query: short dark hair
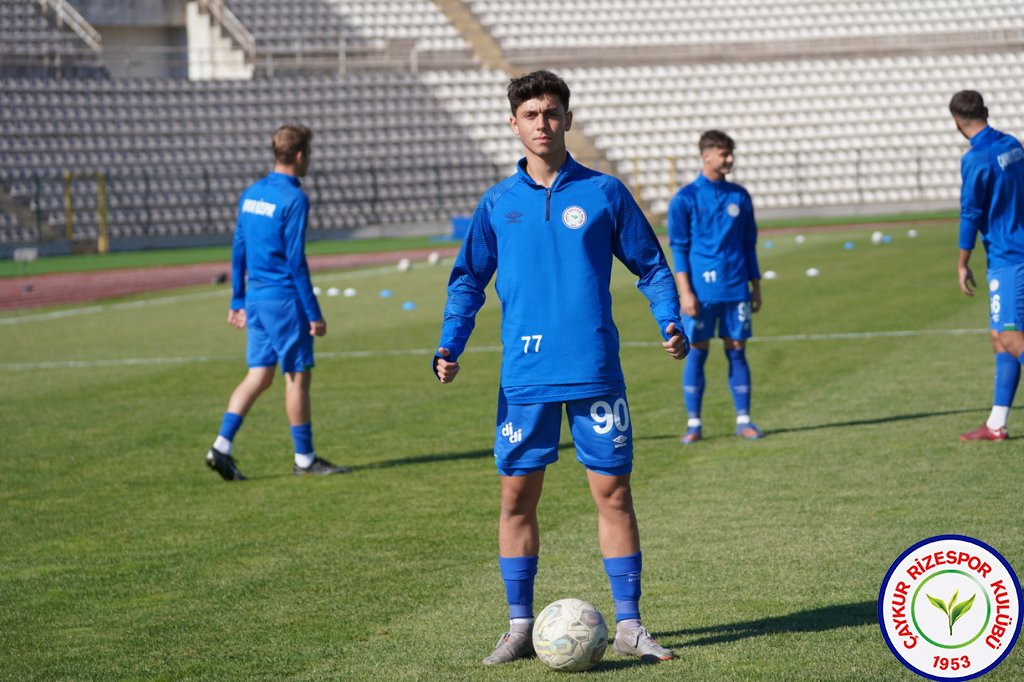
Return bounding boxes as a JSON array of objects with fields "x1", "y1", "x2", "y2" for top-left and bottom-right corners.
[
  {"x1": 507, "y1": 70, "x2": 570, "y2": 115},
  {"x1": 699, "y1": 130, "x2": 735, "y2": 153},
  {"x1": 272, "y1": 124, "x2": 312, "y2": 164},
  {"x1": 949, "y1": 90, "x2": 988, "y2": 122}
]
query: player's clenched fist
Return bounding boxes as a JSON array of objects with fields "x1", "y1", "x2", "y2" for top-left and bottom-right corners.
[{"x1": 434, "y1": 347, "x2": 460, "y2": 383}]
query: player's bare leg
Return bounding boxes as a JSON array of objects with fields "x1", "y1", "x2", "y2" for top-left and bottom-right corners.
[
  {"x1": 963, "y1": 331, "x2": 1021, "y2": 441},
  {"x1": 227, "y1": 366, "x2": 276, "y2": 416},
  {"x1": 484, "y1": 471, "x2": 546, "y2": 665},
  {"x1": 587, "y1": 471, "x2": 675, "y2": 662},
  {"x1": 206, "y1": 366, "x2": 275, "y2": 481},
  {"x1": 284, "y1": 370, "x2": 349, "y2": 475}
]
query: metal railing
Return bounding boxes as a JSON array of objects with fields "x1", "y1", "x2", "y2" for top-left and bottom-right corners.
[
  {"x1": 193, "y1": 0, "x2": 256, "y2": 62},
  {"x1": 35, "y1": 0, "x2": 102, "y2": 52}
]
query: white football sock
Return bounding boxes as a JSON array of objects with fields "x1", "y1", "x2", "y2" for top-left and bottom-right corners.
[
  {"x1": 213, "y1": 435, "x2": 232, "y2": 454},
  {"x1": 736, "y1": 414, "x2": 751, "y2": 425},
  {"x1": 294, "y1": 452, "x2": 315, "y2": 468},
  {"x1": 987, "y1": 406, "x2": 1010, "y2": 430},
  {"x1": 510, "y1": 618, "x2": 534, "y2": 632},
  {"x1": 687, "y1": 418, "x2": 702, "y2": 428}
]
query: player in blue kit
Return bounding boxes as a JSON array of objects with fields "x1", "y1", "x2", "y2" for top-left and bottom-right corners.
[
  {"x1": 667, "y1": 130, "x2": 763, "y2": 444},
  {"x1": 950, "y1": 91, "x2": 1024, "y2": 441},
  {"x1": 205, "y1": 124, "x2": 349, "y2": 480},
  {"x1": 433, "y1": 71, "x2": 689, "y2": 665}
]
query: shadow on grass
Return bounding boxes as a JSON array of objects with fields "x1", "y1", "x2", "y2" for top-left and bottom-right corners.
[
  {"x1": 661, "y1": 600, "x2": 877, "y2": 648},
  {"x1": 636, "y1": 407, "x2": 984, "y2": 443},
  {"x1": 559, "y1": 601, "x2": 878, "y2": 673},
  {"x1": 353, "y1": 448, "x2": 494, "y2": 471}
]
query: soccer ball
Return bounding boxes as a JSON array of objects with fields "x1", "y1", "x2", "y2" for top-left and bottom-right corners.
[{"x1": 532, "y1": 598, "x2": 608, "y2": 672}]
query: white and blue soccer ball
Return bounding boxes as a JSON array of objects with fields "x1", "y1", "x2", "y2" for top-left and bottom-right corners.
[{"x1": 532, "y1": 598, "x2": 608, "y2": 672}]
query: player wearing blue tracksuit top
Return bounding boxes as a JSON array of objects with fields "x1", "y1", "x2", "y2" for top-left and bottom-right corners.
[
  {"x1": 205, "y1": 125, "x2": 348, "y2": 481},
  {"x1": 434, "y1": 71, "x2": 688, "y2": 667},
  {"x1": 439, "y1": 154, "x2": 682, "y2": 406},
  {"x1": 231, "y1": 171, "x2": 322, "y2": 350},
  {"x1": 950, "y1": 91, "x2": 1024, "y2": 441},
  {"x1": 668, "y1": 130, "x2": 763, "y2": 444}
]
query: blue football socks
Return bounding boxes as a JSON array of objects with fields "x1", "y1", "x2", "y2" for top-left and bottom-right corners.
[
  {"x1": 993, "y1": 352, "x2": 1020, "y2": 408},
  {"x1": 683, "y1": 346, "x2": 708, "y2": 423},
  {"x1": 219, "y1": 412, "x2": 244, "y2": 441},
  {"x1": 214, "y1": 412, "x2": 244, "y2": 453},
  {"x1": 499, "y1": 555, "x2": 538, "y2": 620},
  {"x1": 604, "y1": 552, "x2": 642, "y2": 622},
  {"x1": 726, "y1": 347, "x2": 752, "y2": 418},
  {"x1": 291, "y1": 423, "x2": 314, "y2": 456}
]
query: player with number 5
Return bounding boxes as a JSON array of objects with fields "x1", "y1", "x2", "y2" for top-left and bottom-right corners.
[
  {"x1": 668, "y1": 130, "x2": 764, "y2": 444},
  {"x1": 433, "y1": 70, "x2": 689, "y2": 666}
]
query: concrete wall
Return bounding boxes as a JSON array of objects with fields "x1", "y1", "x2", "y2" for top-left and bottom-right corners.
[
  {"x1": 74, "y1": 0, "x2": 189, "y2": 27},
  {"x1": 74, "y1": 0, "x2": 190, "y2": 78}
]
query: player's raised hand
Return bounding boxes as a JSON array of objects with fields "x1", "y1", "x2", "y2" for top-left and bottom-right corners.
[
  {"x1": 959, "y1": 265, "x2": 977, "y2": 296},
  {"x1": 434, "y1": 347, "x2": 460, "y2": 383},
  {"x1": 310, "y1": 319, "x2": 327, "y2": 336},
  {"x1": 662, "y1": 323, "x2": 690, "y2": 360},
  {"x1": 227, "y1": 308, "x2": 246, "y2": 330}
]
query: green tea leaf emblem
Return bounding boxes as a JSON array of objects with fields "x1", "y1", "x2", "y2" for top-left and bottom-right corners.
[{"x1": 927, "y1": 590, "x2": 976, "y2": 636}]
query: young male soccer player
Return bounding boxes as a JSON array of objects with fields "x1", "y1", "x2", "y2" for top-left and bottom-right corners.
[
  {"x1": 205, "y1": 124, "x2": 349, "y2": 480},
  {"x1": 950, "y1": 90, "x2": 1024, "y2": 441},
  {"x1": 433, "y1": 70, "x2": 689, "y2": 665},
  {"x1": 667, "y1": 130, "x2": 763, "y2": 444}
]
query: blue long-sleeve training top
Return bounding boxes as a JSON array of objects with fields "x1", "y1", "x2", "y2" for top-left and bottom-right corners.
[
  {"x1": 231, "y1": 172, "x2": 322, "y2": 322},
  {"x1": 667, "y1": 173, "x2": 760, "y2": 302},
  {"x1": 438, "y1": 154, "x2": 682, "y2": 404},
  {"x1": 958, "y1": 126, "x2": 1024, "y2": 270}
]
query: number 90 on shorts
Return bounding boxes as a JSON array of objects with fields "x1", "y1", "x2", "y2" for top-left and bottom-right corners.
[{"x1": 493, "y1": 391, "x2": 634, "y2": 476}]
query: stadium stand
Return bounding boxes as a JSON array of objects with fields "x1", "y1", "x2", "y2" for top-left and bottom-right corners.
[
  {"x1": 2, "y1": 0, "x2": 1024, "y2": 251},
  {"x1": 467, "y1": 0, "x2": 1024, "y2": 63},
  {"x1": 562, "y1": 52, "x2": 1024, "y2": 213},
  {"x1": 221, "y1": 0, "x2": 474, "y2": 70},
  {"x1": 0, "y1": 72, "x2": 504, "y2": 243},
  {"x1": 0, "y1": 0, "x2": 104, "y2": 77}
]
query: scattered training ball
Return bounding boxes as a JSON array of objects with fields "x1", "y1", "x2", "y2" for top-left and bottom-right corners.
[
  {"x1": 401, "y1": 301, "x2": 417, "y2": 311},
  {"x1": 871, "y1": 230, "x2": 884, "y2": 245},
  {"x1": 327, "y1": 287, "x2": 340, "y2": 297},
  {"x1": 907, "y1": 229, "x2": 918, "y2": 238},
  {"x1": 794, "y1": 235, "x2": 806, "y2": 244},
  {"x1": 843, "y1": 241, "x2": 855, "y2": 250},
  {"x1": 805, "y1": 267, "x2": 820, "y2": 277},
  {"x1": 313, "y1": 286, "x2": 322, "y2": 296},
  {"x1": 379, "y1": 289, "x2": 393, "y2": 298},
  {"x1": 397, "y1": 258, "x2": 411, "y2": 272},
  {"x1": 763, "y1": 270, "x2": 778, "y2": 280},
  {"x1": 427, "y1": 251, "x2": 441, "y2": 266},
  {"x1": 343, "y1": 287, "x2": 357, "y2": 297}
]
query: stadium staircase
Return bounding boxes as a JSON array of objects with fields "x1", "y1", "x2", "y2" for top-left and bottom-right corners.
[
  {"x1": 432, "y1": 0, "x2": 509, "y2": 72},
  {"x1": 431, "y1": 0, "x2": 636, "y2": 212},
  {"x1": 188, "y1": 0, "x2": 255, "y2": 80}
]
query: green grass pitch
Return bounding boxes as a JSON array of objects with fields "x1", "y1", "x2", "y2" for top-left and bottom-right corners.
[{"x1": 1, "y1": 221, "x2": 1021, "y2": 680}]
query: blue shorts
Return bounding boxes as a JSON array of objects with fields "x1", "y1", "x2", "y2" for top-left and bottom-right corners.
[
  {"x1": 988, "y1": 264, "x2": 1024, "y2": 333},
  {"x1": 683, "y1": 300, "x2": 753, "y2": 343},
  {"x1": 493, "y1": 389, "x2": 634, "y2": 477},
  {"x1": 245, "y1": 298, "x2": 315, "y2": 373}
]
